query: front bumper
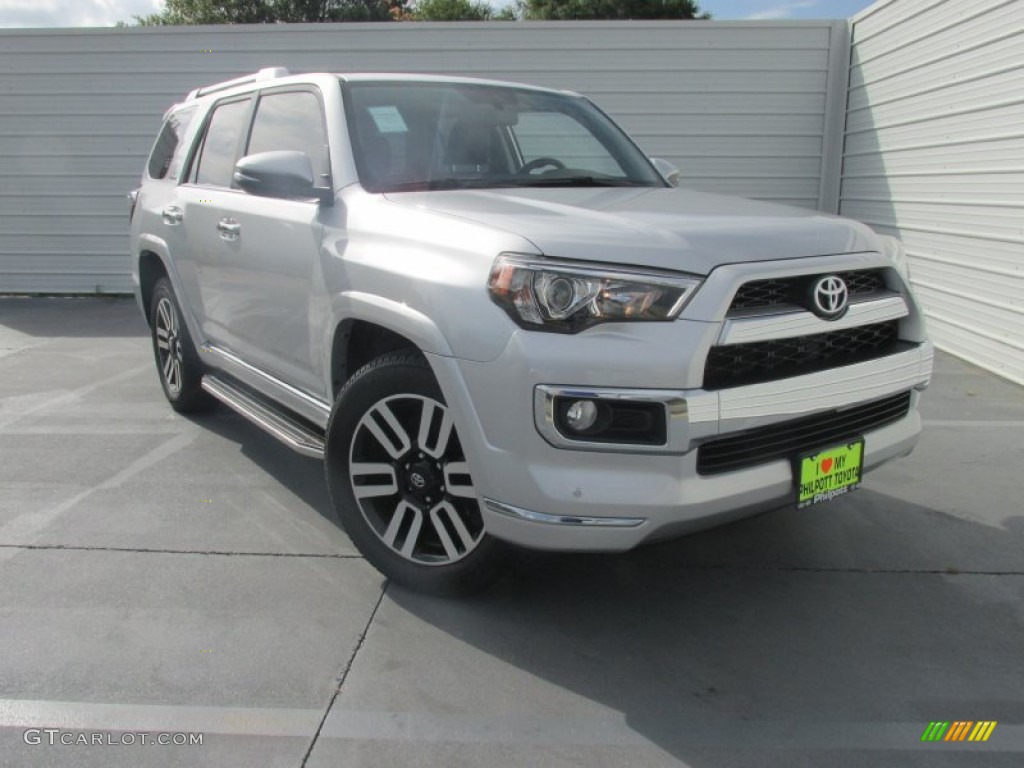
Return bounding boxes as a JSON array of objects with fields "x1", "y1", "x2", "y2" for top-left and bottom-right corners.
[{"x1": 426, "y1": 334, "x2": 933, "y2": 553}]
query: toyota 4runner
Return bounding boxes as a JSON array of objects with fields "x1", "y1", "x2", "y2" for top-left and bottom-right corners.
[{"x1": 130, "y1": 68, "x2": 933, "y2": 594}]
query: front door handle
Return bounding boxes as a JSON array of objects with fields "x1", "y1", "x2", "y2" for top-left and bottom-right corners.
[
  {"x1": 217, "y1": 218, "x2": 241, "y2": 240},
  {"x1": 162, "y1": 205, "x2": 183, "y2": 225}
]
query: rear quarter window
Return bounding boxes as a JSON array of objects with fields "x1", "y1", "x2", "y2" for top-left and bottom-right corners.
[{"x1": 147, "y1": 107, "x2": 197, "y2": 180}]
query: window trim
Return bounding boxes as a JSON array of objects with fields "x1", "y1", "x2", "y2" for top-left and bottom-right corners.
[
  {"x1": 182, "y1": 94, "x2": 256, "y2": 190},
  {"x1": 244, "y1": 85, "x2": 333, "y2": 189}
]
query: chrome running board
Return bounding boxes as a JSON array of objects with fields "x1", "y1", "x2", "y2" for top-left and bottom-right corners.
[{"x1": 201, "y1": 375, "x2": 325, "y2": 459}]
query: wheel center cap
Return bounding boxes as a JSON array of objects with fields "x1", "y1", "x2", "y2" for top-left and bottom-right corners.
[{"x1": 403, "y1": 460, "x2": 441, "y2": 501}]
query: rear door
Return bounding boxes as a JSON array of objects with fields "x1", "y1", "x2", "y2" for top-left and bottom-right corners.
[{"x1": 174, "y1": 95, "x2": 255, "y2": 354}]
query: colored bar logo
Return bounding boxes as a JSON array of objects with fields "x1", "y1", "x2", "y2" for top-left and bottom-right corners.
[{"x1": 921, "y1": 721, "x2": 997, "y2": 742}]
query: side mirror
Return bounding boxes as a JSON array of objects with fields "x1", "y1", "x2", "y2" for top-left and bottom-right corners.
[
  {"x1": 233, "y1": 151, "x2": 333, "y2": 206},
  {"x1": 650, "y1": 157, "x2": 681, "y2": 187}
]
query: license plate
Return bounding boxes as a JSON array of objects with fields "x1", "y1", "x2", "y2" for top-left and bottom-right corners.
[{"x1": 796, "y1": 439, "x2": 864, "y2": 508}]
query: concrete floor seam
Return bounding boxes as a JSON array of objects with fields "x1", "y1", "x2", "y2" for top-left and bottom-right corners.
[
  {"x1": 299, "y1": 581, "x2": 389, "y2": 768},
  {"x1": 0, "y1": 543, "x2": 366, "y2": 559},
  {"x1": 1, "y1": 545, "x2": 1021, "y2": 576}
]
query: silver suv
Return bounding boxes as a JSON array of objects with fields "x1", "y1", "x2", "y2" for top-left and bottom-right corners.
[{"x1": 130, "y1": 68, "x2": 933, "y2": 594}]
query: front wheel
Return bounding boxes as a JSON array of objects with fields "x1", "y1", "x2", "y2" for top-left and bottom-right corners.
[{"x1": 325, "y1": 352, "x2": 507, "y2": 595}]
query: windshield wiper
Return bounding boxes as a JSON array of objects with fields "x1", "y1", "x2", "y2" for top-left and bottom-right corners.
[
  {"x1": 504, "y1": 176, "x2": 650, "y2": 188},
  {"x1": 380, "y1": 177, "x2": 498, "y2": 192},
  {"x1": 380, "y1": 176, "x2": 652, "y2": 192}
]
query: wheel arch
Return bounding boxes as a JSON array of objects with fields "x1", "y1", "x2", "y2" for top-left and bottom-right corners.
[
  {"x1": 137, "y1": 250, "x2": 169, "y2": 326},
  {"x1": 330, "y1": 319, "x2": 422, "y2": 400},
  {"x1": 325, "y1": 294, "x2": 455, "y2": 400}
]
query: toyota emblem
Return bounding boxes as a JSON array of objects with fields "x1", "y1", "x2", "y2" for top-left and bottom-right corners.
[{"x1": 810, "y1": 275, "x2": 849, "y2": 319}]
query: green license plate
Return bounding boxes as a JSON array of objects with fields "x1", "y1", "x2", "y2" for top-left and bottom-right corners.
[{"x1": 796, "y1": 439, "x2": 864, "y2": 508}]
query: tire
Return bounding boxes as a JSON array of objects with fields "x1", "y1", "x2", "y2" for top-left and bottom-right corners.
[
  {"x1": 149, "y1": 277, "x2": 210, "y2": 413},
  {"x1": 325, "y1": 351, "x2": 508, "y2": 596}
]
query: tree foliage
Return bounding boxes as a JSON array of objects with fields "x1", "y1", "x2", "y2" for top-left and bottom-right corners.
[
  {"x1": 135, "y1": 0, "x2": 411, "y2": 25},
  {"x1": 132, "y1": 0, "x2": 708, "y2": 24},
  {"x1": 517, "y1": 0, "x2": 709, "y2": 20},
  {"x1": 412, "y1": 0, "x2": 495, "y2": 20}
]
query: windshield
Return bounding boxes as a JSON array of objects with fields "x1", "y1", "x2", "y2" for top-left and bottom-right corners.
[{"x1": 341, "y1": 80, "x2": 665, "y2": 192}]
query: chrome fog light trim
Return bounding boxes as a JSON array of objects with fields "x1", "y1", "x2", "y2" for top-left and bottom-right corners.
[{"x1": 535, "y1": 384, "x2": 693, "y2": 454}]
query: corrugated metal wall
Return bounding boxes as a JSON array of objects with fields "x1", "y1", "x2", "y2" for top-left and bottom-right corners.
[
  {"x1": 840, "y1": 0, "x2": 1024, "y2": 385},
  {"x1": 0, "y1": 20, "x2": 847, "y2": 294}
]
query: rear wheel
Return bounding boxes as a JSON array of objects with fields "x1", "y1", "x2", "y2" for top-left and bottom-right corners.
[
  {"x1": 149, "y1": 277, "x2": 210, "y2": 413},
  {"x1": 325, "y1": 352, "x2": 507, "y2": 595}
]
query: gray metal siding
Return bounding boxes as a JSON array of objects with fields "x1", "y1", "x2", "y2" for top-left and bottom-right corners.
[
  {"x1": 0, "y1": 20, "x2": 845, "y2": 294},
  {"x1": 840, "y1": 0, "x2": 1024, "y2": 385}
]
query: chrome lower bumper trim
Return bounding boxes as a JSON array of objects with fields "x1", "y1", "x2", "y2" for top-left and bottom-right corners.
[{"x1": 483, "y1": 498, "x2": 646, "y2": 528}]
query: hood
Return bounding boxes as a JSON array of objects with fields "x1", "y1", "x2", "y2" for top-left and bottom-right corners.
[{"x1": 384, "y1": 186, "x2": 880, "y2": 275}]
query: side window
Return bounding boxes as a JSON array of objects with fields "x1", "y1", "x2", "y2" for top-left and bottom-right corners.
[
  {"x1": 147, "y1": 107, "x2": 196, "y2": 180},
  {"x1": 247, "y1": 91, "x2": 330, "y2": 184},
  {"x1": 512, "y1": 112, "x2": 624, "y2": 176},
  {"x1": 192, "y1": 98, "x2": 252, "y2": 188}
]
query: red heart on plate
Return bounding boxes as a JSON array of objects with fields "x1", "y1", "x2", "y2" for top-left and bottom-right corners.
[{"x1": 821, "y1": 458, "x2": 833, "y2": 473}]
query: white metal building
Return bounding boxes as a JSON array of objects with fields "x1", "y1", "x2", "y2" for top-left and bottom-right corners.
[
  {"x1": 839, "y1": 0, "x2": 1024, "y2": 384},
  {"x1": 0, "y1": 2, "x2": 1021, "y2": 384}
]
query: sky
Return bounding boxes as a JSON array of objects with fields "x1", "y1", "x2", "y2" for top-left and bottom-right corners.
[{"x1": 0, "y1": 0, "x2": 878, "y2": 28}]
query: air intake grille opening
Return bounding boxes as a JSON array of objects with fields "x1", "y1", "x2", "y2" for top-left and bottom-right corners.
[
  {"x1": 729, "y1": 270, "x2": 885, "y2": 313},
  {"x1": 697, "y1": 391, "x2": 912, "y2": 476},
  {"x1": 703, "y1": 320, "x2": 904, "y2": 390}
]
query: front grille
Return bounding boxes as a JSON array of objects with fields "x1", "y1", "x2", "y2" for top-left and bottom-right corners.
[
  {"x1": 697, "y1": 391, "x2": 912, "y2": 476},
  {"x1": 729, "y1": 270, "x2": 885, "y2": 312},
  {"x1": 703, "y1": 320, "x2": 903, "y2": 390}
]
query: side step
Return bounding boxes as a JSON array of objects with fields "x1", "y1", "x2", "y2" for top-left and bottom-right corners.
[{"x1": 201, "y1": 375, "x2": 326, "y2": 459}]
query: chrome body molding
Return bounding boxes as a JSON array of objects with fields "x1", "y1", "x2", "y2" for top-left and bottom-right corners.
[
  {"x1": 718, "y1": 294, "x2": 908, "y2": 345},
  {"x1": 201, "y1": 345, "x2": 331, "y2": 429},
  {"x1": 483, "y1": 498, "x2": 646, "y2": 528},
  {"x1": 533, "y1": 343, "x2": 933, "y2": 454}
]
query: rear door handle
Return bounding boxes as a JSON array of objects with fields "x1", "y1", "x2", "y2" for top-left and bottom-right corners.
[
  {"x1": 162, "y1": 205, "x2": 183, "y2": 225},
  {"x1": 217, "y1": 218, "x2": 241, "y2": 240}
]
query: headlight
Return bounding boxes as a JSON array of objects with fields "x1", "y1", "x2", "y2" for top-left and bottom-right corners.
[
  {"x1": 487, "y1": 254, "x2": 701, "y2": 333},
  {"x1": 877, "y1": 235, "x2": 910, "y2": 280}
]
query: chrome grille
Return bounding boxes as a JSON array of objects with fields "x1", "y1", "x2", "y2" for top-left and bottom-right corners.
[{"x1": 697, "y1": 391, "x2": 912, "y2": 476}]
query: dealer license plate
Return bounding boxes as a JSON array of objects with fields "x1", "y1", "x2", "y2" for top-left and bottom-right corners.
[{"x1": 796, "y1": 439, "x2": 864, "y2": 508}]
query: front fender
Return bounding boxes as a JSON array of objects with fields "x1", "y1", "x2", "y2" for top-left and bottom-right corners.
[{"x1": 321, "y1": 291, "x2": 457, "y2": 396}]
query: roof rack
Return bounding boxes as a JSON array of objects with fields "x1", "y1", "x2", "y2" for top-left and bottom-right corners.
[{"x1": 186, "y1": 67, "x2": 291, "y2": 101}]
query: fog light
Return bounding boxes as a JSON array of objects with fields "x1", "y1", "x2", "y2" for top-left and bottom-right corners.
[{"x1": 564, "y1": 400, "x2": 598, "y2": 432}]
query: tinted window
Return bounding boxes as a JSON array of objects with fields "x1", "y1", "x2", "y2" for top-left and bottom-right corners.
[
  {"x1": 247, "y1": 91, "x2": 330, "y2": 184},
  {"x1": 147, "y1": 107, "x2": 196, "y2": 180},
  {"x1": 193, "y1": 98, "x2": 251, "y2": 188}
]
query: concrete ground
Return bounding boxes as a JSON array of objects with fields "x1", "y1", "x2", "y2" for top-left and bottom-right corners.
[{"x1": 0, "y1": 296, "x2": 1022, "y2": 768}]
